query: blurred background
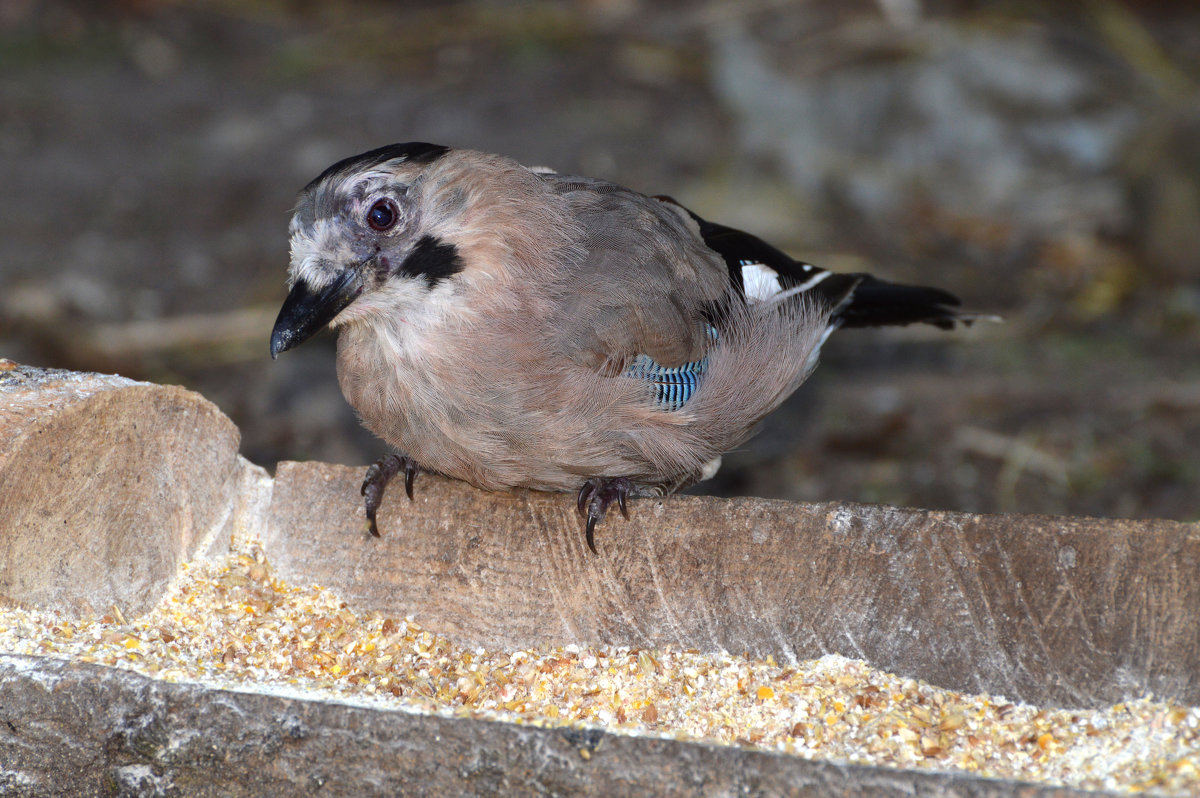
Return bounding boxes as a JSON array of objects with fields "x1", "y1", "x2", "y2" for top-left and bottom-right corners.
[{"x1": 2, "y1": 0, "x2": 1197, "y2": 521}]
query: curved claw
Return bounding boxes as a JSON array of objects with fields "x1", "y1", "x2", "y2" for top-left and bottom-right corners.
[
  {"x1": 575, "y1": 477, "x2": 633, "y2": 555},
  {"x1": 577, "y1": 480, "x2": 596, "y2": 517},
  {"x1": 585, "y1": 515, "x2": 599, "y2": 555},
  {"x1": 404, "y1": 461, "x2": 417, "y2": 500},
  {"x1": 361, "y1": 454, "x2": 419, "y2": 537}
]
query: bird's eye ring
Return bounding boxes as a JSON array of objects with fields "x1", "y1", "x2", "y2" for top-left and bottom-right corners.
[{"x1": 366, "y1": 198, "x2": 399, "y2": 232}]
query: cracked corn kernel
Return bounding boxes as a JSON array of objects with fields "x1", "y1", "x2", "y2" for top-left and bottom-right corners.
[{"x1": 0, "y1": 535, "x2": 1197, "y2": 796}]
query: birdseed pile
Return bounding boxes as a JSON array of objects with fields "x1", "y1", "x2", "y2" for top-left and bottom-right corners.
[{"x1": 1, "y1": 536, "x2": 1196, "y2": 794}]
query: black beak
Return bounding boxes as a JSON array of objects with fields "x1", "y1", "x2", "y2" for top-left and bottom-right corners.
[{"x1": 270, "y1": 270, "x2": 362, "y2": 359}]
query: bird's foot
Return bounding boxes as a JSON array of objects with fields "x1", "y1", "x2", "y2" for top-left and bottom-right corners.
[
  {"x1": 575, "y1": 477, "x2": 632, "y2": 554},
  {"x1": 361, "y1": 454, "x2": 419, "y2": 537}
]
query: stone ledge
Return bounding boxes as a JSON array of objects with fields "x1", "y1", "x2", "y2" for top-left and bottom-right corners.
[
  {"x1": 0, "y1": 364, "x2": 263, "y2": 617},
  {"x1": 265, "y1": 461, "x2": 1200, "y2": 709},
  {"x1": 0, "y1": 654, "x2": 1109, "y2": 798},
  {"x1": 1, "y1": 364, "x2": 1196, "y2": 795}
]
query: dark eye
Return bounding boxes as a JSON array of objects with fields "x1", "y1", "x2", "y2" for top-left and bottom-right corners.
[{"x1": 366, "y1": 198, "x2": 398, "y2": 232}]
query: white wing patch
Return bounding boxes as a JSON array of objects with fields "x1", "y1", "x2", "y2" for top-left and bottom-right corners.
[
  {"x1": 741, "y1": 260, "x2": 831, "y2": 304},
  {"x1": 741, "y1": 262, "x2": 783, "y2": 302}
]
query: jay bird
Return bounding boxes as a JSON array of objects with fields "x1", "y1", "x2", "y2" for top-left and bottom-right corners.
[{"x1": 270, "y1": 142, "x2": 982, "y2": 553}]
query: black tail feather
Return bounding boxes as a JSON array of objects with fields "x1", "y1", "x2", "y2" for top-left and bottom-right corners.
[
  {"x1": 835, "y1": 276, "x2": 966, "y2": 330},
  {"x1": 656, "y1": 196, "x2": 986, "y2": 331}
]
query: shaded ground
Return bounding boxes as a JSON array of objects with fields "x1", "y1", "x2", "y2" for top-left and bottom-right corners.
[{"x1": 1, "y1": 0, "x2": 1197, "y2": 521}]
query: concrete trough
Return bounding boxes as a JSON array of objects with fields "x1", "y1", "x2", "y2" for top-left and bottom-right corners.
[{"x1": 1, "y1": 364, "x2": 1196, "y2": 795}]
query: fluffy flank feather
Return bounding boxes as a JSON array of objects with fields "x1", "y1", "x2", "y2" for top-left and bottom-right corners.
[{"x1": 622, "y1": 290, "x2": 829, "y2": 487}]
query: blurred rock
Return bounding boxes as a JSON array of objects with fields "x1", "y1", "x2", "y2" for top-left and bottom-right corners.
[
  {"x1": 1127, "y1": 109, "x2": 1200, "y2": 284},
  {"x1": 710, "y1": 18, "x2": 1138, "y2": 249}
]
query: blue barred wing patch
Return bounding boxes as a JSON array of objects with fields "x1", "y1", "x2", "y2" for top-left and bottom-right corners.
[
  {"x1": 626, "y1": 327, "x2": 717, "y2": 411},
  {"x1": 626, "y1": 355, "x2": 708, "y2": 410}
]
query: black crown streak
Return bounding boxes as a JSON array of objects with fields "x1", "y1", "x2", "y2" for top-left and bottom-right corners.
[
  {"x1": 304, "y1": 142, "x2": 450, "y2": 194},
  {"x1": 398, "y1": 234, "x2": 464, "y2": 289}
]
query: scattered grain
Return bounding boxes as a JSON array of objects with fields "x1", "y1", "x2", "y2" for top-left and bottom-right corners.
[{"x1": 0, "y1": 535, "x2": 1195, "y2": 795}]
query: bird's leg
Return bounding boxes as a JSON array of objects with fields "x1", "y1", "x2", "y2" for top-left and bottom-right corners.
[
  {"x1": 575, "y1": 477, "x2": 632, "y2": 554},
  {"x1": 360, "y1": 454, "x2": 419, "y2": 537}
]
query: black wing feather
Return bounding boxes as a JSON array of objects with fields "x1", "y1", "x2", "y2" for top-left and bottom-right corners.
[{"x1": 659, "y1": 196, "x2": 970, "y2": 330}]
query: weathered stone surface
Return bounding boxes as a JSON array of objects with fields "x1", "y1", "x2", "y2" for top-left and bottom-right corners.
[
  {"x1": 0, "y1": 365, "x2": 261, "y2": 617},
  {"x1": 2, "y1": 368, "x2": 1197, "y2": 795},
  {"x1": 0, "y1": 654, "x2": 1110, "y2": 798},
  {"x1": 265, "y1": 461, "x2": 1200, "y2": 709}
]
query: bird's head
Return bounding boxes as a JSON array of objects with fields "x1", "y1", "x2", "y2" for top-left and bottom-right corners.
[{"x1": 269, "y1": 141, "x2": 464, "y2": 359}]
